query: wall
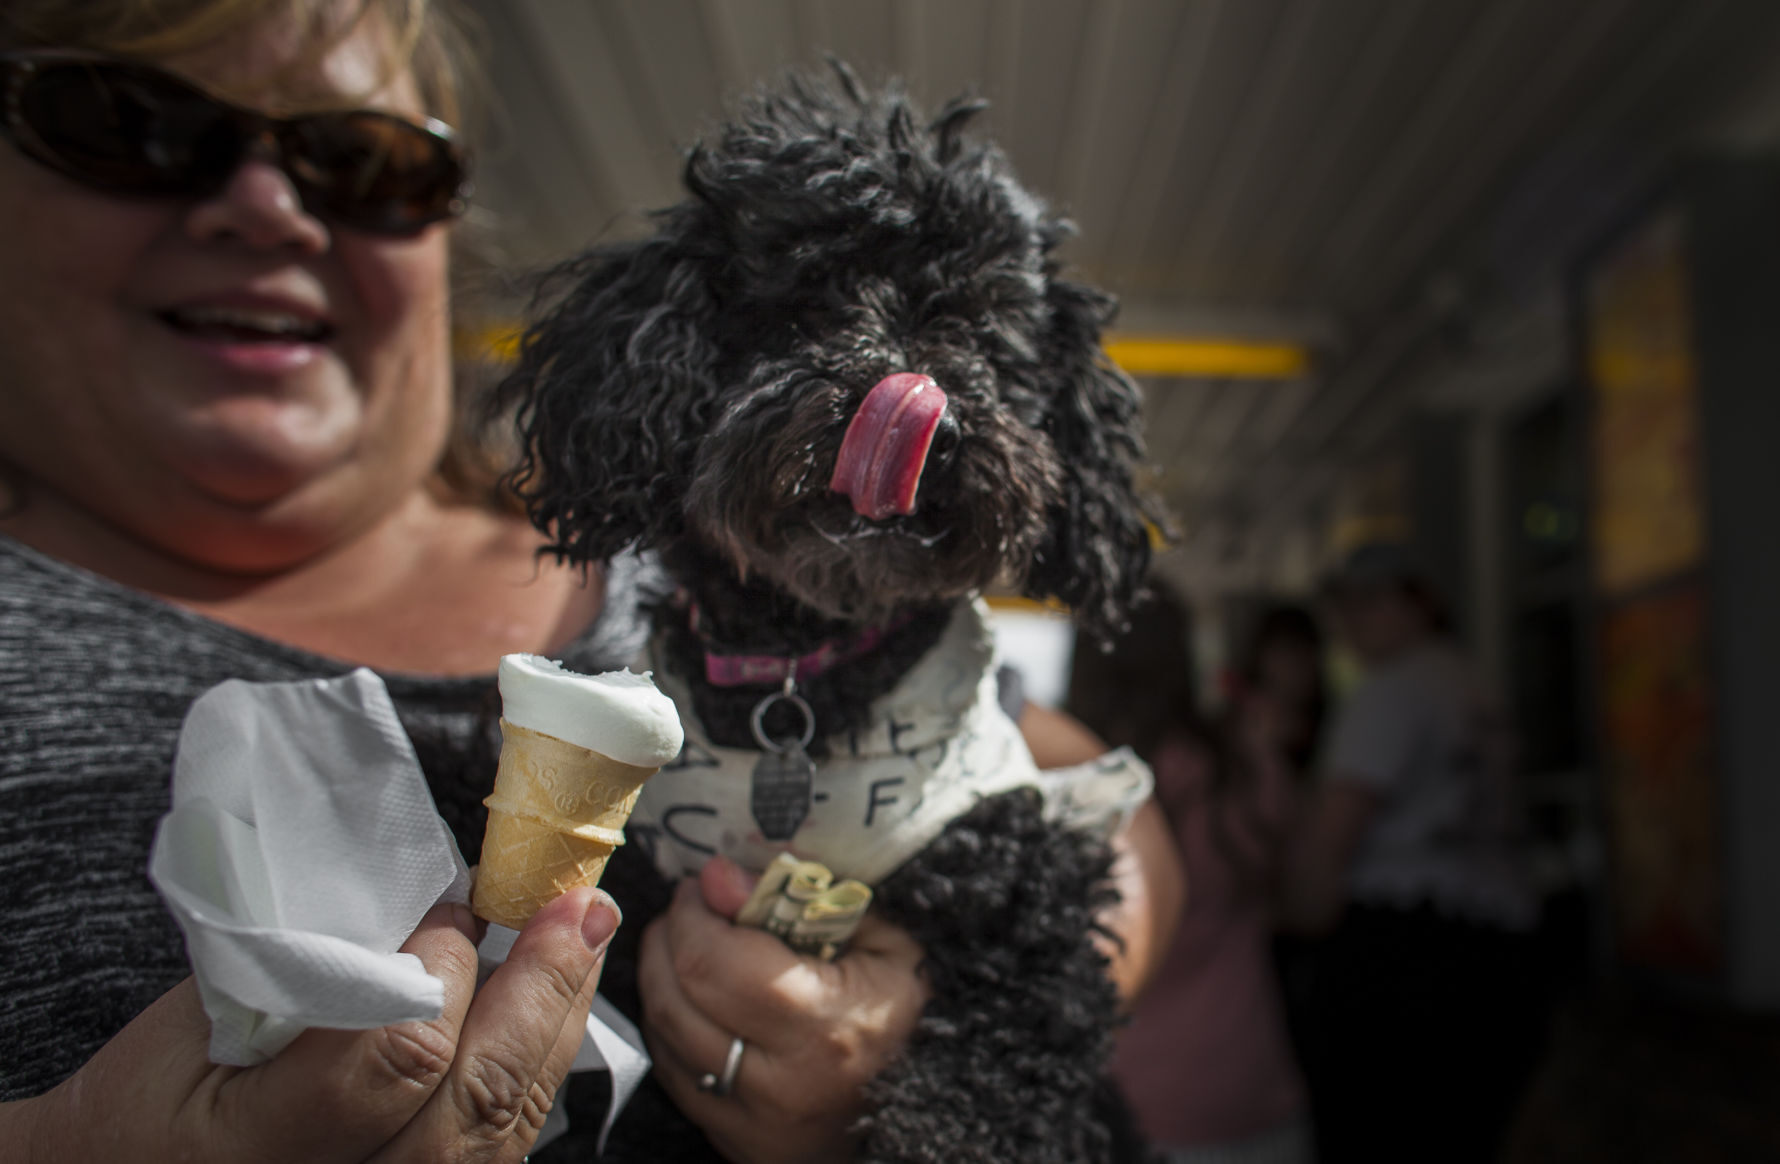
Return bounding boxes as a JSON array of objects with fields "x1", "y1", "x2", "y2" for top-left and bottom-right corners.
[{"x1": 1686, "y1": 157, "x2": 1780, "y2": 1009}]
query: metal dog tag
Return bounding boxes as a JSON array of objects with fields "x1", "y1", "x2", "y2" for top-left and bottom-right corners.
[
  {"x1": 750, "y1": 742, "x2": 816, "y2": 840},
  {"x1": 749, "y1": 677, "x2": 819, "y2": 841}
]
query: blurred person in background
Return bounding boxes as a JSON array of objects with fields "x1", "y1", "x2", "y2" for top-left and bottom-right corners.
[
  {"x1": 1279, "y1": 543, "x2": 1545, "y2": 1164},
  {"x1": 1223, "y1": 604, "x2": 1329, "y2": 1086},
  {"x1": 1226, "y1": 604, "x2": 1327, "y2": 783},
  {"x1": 1070, "y1": 582, "x2": 1315, "y2": 1164}
]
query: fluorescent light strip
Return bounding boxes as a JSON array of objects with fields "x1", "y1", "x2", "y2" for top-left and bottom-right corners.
[
  {"x1": 1103, "y1": 336, "x2": 1309, "y2": 379},
  {"x1": 461, "y1": 326, "x2": 1309, "y2": 382}
]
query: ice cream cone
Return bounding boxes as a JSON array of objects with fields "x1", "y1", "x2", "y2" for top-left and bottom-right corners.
[
  {"x1": 470, "y1": 655, "x2": 682, "y2": 930},
  {"x1": 472, "y1": 719, "x2": 660, "y2": 929}
]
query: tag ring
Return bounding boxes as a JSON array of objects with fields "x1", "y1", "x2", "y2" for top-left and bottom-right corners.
[{"x1": 749, "y1": 690, "x2": 815, "y2": 753}]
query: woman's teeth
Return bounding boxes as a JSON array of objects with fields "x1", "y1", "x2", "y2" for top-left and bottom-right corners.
[{"x1": 162, "y1": 306, "x2": 332, "y2": 342}]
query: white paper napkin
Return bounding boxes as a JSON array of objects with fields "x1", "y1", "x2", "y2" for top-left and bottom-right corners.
[{"x1": 148, "y1": 668, "x2": 649, "y2": 1150}]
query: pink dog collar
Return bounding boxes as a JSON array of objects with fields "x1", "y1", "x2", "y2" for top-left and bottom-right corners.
[{"x1": 693, "y1": 607, "x2": 914, "y2": 688}]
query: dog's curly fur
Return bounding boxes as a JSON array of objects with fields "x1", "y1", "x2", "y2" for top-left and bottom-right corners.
[{"x1": 499, "y1": 63, "x2": 1159, "y2": 1164}]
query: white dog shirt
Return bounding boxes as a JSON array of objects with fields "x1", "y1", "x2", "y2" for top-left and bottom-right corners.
[{"x1": 628, "y1": 600, "x2": 1152, "y2": 885}]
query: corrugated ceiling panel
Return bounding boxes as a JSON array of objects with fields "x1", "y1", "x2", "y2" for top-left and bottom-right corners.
[
  {"x1": 1189, "y1": 380, "x2": 1271, "y2": 459},
  {"x1": 703, "y1": 0, "x2": 800, "y2": 88},
  {"x1": 819, "y1": 0, "x2": 896, "y2": 78},
  {"x1": 917, "y1": 0, "x2": 997, "y2": 106},
  {"x1": 507, "y1": 1, "x2": 682, "y2": 222},
  {"x1": 1121, "y1": 0, "x2": 1291, "y2": 298},
  {"x1": 1296, "y1": 0, "x2": 1539, "y2": 310},
  {"x1": 999, "y1": 0, "x2": 1093, "y2": 202},
  {"x1": 1174, "y1": 0, "x2": 1368, "y2": 309},
  {"x1": 1310, "y1": 0, "x2": 1608, "y2": 313},
  {"x1": 611, "y1": 0, "x2": 727, "y2": 147},
  {"x1": 1337, "y1": 0, "x2": 1643, "y2": 312},
  {"x1": 1098, "y1": 0, "x2": 1224, "y2": 287},
  {"x1": 1232, "y1": 3, "x2": 1477, "y2": 306},
  {"x1": 1170, "y1": 0, "x2": 1330, "y2": 295},
  {"x1": 1051, "y1": 0, "x2": 1193, "y2": 243},
  {"x1": 463, "y1": 1, "x2": 609, "y2": 264}
]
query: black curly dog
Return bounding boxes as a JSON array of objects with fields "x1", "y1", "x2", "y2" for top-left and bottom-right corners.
[{"x1": 498, "y1": 63, "x2": 1158, "y2": 1164}]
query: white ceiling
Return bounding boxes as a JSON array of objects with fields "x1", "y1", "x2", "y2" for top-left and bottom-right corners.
[{"x1": 459, "y1": 0, "x2": 1780, "y2": 571}]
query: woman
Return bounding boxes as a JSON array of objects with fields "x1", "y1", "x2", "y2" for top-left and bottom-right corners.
[
  {"x1": 0, "y1": 3, "x2": 1176, "y2": 1160},
  {"x1": 1069, "y1": 584, "x2": 1313, "y2": 1164},
  {"x1": 1280, "y1": 543, "x2": 1544, "y2": 1164}
]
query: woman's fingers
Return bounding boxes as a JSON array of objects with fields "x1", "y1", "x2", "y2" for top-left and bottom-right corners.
[
  {"x1": 660, "y1": 877, "x2": 821, "y2": 1043},
  {"x1": 198, "y1": 899, "x2": 484, "y2": 1164},
  {"x1": 35, "y1": 892, "x2": 619, "y2": 1164},
  {"x1": 50, "y1": 901, "x2": 484, "y2": 1164},
  {"x1": 696, "y1": 852, "x2": 758, "y2": 919},
  {"x1": 637, "y1": 871, "x2": 930, "y2": 1164},
  {"x1": 638, "y1": 904, "x2": 756, "y2": 1091},
  {"x1": 640, "y1": 887, "x2": 809, "y2": 1164},
  {"x1": 370, "y1": 887, "x2": 619, "y2": 1163}
]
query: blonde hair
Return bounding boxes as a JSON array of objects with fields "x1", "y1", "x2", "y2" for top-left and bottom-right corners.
[
  {"x1": 0, "y1": 0, "x2": 477, "y2": 132},
  {"x1": 0, "y1": 0, "x2": 516, "y2": 508}
]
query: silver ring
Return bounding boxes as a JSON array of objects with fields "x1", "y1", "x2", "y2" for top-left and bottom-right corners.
[{"x1": 695, "y1": 1035, "x2": 746, "y2": 1097}]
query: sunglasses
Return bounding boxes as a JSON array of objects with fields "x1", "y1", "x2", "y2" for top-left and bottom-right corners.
[{"x1": 0, "y1": 50, "x2": 470, "y2": 235}]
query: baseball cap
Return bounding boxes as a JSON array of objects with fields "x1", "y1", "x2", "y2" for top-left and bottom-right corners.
[{"x1": 1319, "y1": 541, "x2": 1433, "y2": 597}]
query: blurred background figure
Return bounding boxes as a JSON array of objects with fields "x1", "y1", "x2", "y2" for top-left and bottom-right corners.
[
  {"x1": 1070, "y1": 582, "x2": 1314, "y2": 1164},
  {"x1": 1222, "y1": 604, "x2": 1328, "y2": 1100},
  {"x1": 1279, "y1": 544, "x2": 1545, "y2": 1164},
  {"x1": 1226, "y1": 604, "x2": 1327, "y2": 784}
]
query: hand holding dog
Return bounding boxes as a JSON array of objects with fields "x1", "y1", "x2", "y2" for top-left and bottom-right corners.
[
  {"x1": 639, "y1": 857, "x2": 928, "y2": 1164},
  {"x1": 0, "y1": 890, "x2": 618, "y2": 1164}
]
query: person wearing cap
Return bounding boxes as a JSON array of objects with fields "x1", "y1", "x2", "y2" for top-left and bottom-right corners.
[{"x1": 1278, "y1": 543, "x2": 1544, "y2": 1164}]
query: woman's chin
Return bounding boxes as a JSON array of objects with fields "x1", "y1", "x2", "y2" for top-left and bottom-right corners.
[
  {"x1": 182, "y1": 456, "x2": 345, "y2": 510},
  {"x1": 163, "y1": 416, "x2": 359, "y2": 508}
]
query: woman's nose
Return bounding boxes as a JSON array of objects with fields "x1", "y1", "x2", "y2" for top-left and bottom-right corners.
[{"x1": 183, "y1": 157, "x2": 330, "y2": 253}]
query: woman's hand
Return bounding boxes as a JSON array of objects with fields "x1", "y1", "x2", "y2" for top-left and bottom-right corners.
[
  {"x1": 4, "y1": 887, "x2": 619, "y2": 1164},
  {"x1": 639, "y1": 857, "x2": 928, "y2": 1164}
]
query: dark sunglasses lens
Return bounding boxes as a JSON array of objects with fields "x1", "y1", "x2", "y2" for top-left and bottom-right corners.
[
  {"x1": 18, "y1": 61, "x2": 236, "y2": 193},
  {"x1": 286, "y1": 112, "x2": 463, "y2": 232}
]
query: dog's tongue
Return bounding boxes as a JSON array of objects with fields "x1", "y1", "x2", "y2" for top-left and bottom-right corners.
[{"x1": 829, "y1": 373, "x2": 949, "y2": 520}]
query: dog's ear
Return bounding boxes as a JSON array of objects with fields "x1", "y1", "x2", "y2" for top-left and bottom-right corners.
[
  {"x1": 1024, "y1": 273, "x2": 1157, "y2": 641},
  {"x1": 494, "y1": 234, "x2": 721, "y2": 566}
]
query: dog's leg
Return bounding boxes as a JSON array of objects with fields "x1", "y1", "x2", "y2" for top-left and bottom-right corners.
[{"x1": 859, "y1": 789, "x2": 1149, "y2": 1164}]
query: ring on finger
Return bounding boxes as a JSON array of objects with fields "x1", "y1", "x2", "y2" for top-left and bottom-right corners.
[{"x1": 695, "y1": 1035, "x2": 746, "y2": 1098}]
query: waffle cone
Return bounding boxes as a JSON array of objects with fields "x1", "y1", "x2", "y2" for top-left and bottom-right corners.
[{"x1": 472, "y1": 719, "x2": 659, "y2": 930}]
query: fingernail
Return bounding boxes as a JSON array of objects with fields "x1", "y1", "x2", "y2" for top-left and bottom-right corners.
[{"x1": 581, "y1": 890, "x2": 621, "y2": 953}]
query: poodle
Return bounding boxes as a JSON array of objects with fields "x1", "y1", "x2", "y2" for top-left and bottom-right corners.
[{"x1": 497, "y1": 62, "x2": 1160, "y2": 1164}]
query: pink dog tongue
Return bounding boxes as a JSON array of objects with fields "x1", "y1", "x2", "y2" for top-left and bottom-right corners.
[{"x1": 829, "y1": 373, "x2": 949, "y2": 520}]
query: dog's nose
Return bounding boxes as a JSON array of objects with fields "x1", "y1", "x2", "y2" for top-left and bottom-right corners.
[
  {"x1": 829, "y1": 373, "x2": 949, "y2": 520},
  {"x1": 926, "y1": 410, "x2": 961, "y2": 472}
]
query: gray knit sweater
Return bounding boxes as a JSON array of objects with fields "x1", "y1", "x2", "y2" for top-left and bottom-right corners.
[{"x1": 0, "y1": 534, "x2": 656, "y2": 1101}]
